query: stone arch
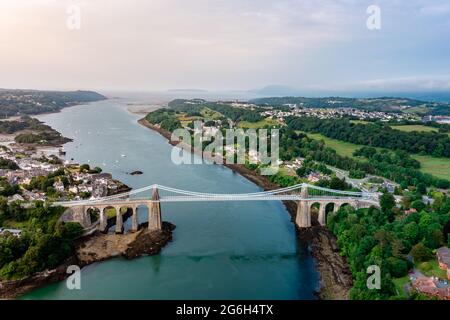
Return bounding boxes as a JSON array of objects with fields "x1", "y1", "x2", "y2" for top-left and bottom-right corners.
[
  {"x1": 310, "y1": 202, "x2": 321, "y2": 211},
  {"x1": 310, "y1": 202, "x2": 322, "y2": 225},
  {"x1": 86, "y1": 206, "x2": 100, "y2": 223},
  {"x1": 118, "y1": 205, "x2": 137, "y2": 233},
  {"x1": 319, "y1": 202, "x2": 335, "y2": 226},
  {"x1": 136, "y1": 203, "x2": 150, "y2": 228},
  {"x1": 336, "y1": 202, "x2": 352, "y2": 212},
  {"x1": 102, "y1": 205, "x2": 117, "y2": 219},
  {"x1": 101, "y1": 205, "x2": 119, "y2": 233},
  {"x1": 325, "y1": 202, "x2": 335, "y2": 214}
]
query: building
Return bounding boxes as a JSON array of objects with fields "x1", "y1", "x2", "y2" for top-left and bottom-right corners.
[
  {"x1": 0, "y1": 228, "x2": 22, "y2": 237},
  {"x1": 437, "y1": 247, "x2": 450, "y2": 280},
  {"x1": 412, "y1": 276, "x2": 450, "y2": 300},
  {"x1": 53, "y1": 180, "x2": 65, "y2": 192}
]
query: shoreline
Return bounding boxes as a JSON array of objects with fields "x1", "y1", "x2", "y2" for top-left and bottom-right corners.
[
  {"x1": 0, "y1": 222, "x2": 175, "y2": 299},
  {"x1": 0, "y1": 107, "x2": 173, "y2": 299},
  {"x1": 137, "y1": 117, "x2": 353, "y2": 300}
]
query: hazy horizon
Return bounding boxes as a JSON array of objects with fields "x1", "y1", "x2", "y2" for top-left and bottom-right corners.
[{"x1": 1, "y1": 1, "x2": 450, "y2": 94}]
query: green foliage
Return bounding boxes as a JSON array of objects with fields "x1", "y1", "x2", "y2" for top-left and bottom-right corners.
[
  {"x1": 169, "y1": 99, "x2": 263, "y2": 123},
  {"x1": 410, "y1": 243, "x2": 433, "y2": 263},
  {"x1": 349, "y1": 169, "x2": 366, "y2": 179},
  {"x1": 0, "y1": 179, "x2": 20, "y2": 197},
  {"x1": 0, "y1": 203, "x2": 83, "y2": 280},
  {"x1": 380, "y1": 193, "x2": 396, "y2": 212},
  {"x1": 145, "y1": 109, "x2": 182, "y2": 132},
  {"x1": 411, "y1": 200, "x2": 426, "y2": 212},
  {"x1": 0, "y1": 90, "x2": 105, "y2": 118},
  {"x1": 15, "y1": 133, "x2": 42, "y2": 144},
  {"x1": 0, "y1": 157, "x2": 19, "y2": 170},
  {"x1": 286, "y1": 116, "x2": 450, "y2": 157},
  {"x1": 79, "y1": 164, "x2": 90, "y2": 172},
  {"x1": 328, "y1": 191, "x2": 450, "y2": 300},
  {"x1": 267, "y1": 172, "x2": 300, "y2": 188}
]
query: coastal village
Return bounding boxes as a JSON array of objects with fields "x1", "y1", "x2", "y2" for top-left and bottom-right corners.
[
  {"x1": 0, "y1": 129, "x2": 127, "y2": 238},
  {"x1": 260, "y1": 105, "x2": 420, "y2": 122}
]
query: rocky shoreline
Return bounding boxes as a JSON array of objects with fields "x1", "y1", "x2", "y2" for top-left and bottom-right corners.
[
  {"x1": 0, "y1": 222, "x2": 175, "y2": 299},
  {"x1": 138, "y1": 118, "x2": 353, "y2": 300}
]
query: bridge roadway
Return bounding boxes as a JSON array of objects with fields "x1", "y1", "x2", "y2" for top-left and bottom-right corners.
[
  {"x1": 56, "y1": 184, "x2": 379, "y2": 233},
  {"x1": 56, "y1": 195, "x2": 378, "y2": 206}
]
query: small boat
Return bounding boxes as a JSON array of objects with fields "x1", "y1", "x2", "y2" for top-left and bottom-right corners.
[{"x1": 121, "y1": 154, "x2": 127, "y2": 157}]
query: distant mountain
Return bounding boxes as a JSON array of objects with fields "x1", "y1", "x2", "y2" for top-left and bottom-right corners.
[{"x1": 0, "y1": 89, "x2": 106, "y2": 118}]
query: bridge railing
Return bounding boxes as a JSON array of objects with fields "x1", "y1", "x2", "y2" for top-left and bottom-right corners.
[{"x1": 51, "y1": 183, "x2": 378, "y2": 207}]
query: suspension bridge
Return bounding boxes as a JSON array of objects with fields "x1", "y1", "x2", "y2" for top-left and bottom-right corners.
[{"x1": 54, "y1": 183, "x2": 379, "y2": 233}]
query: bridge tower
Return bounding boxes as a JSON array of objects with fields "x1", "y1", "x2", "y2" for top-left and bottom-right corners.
[
  {"x1": 148, "y1": 187, "x2": 162, "y2": 230},
  {"x1": 295, "y1": 184, "x2": 311, "y2": 228}
]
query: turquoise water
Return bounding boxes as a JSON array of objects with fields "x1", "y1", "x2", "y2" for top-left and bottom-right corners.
[{"x1": 21, "y1": 99, "x2": 319, "y2": 299}]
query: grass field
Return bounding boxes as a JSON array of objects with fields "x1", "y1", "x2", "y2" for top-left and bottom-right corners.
[
  {"x1": 392, "y1": 275, "x2": 410, "y2": 298},
  {"x1": 391, "y1": 125, "x2": 438, "y2": 133},
  {"x1": 297, "y1": 131, "x2": 450, "y2": 181},
  {"x1": 350, "y1": 120, "x2": 370, "y2": 125},
  {"x1": 237, "y1": 118, "x2": 280, "y2": 129},
  {"x1": 411, "y1": 155, "x2": 450, "y2": 180},
  {"x1": 297, "y1": 131, "x2": 361, "y2": 158},
  {"x1": 200, "y1": 107, "x2": 223, "y2": 120},
  {"x1": 417, "y1": 260, "x2": 448, "y2": 280}
]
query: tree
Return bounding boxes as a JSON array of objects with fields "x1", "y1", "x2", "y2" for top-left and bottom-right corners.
[
  {"x1": 403, "y1": 222, "x2": 419, "y2": 244},
  {"x1": 93, "y1": 167, "x2": 102, "y2": 173},
  {"x1": 410, "y1": 243, "x2": 432, "y2": 263},
  {"x1": 416, "y1": 183, "x2": 427, "y2": 195},
  {"x1": 387, "y1": 257, "x2": 409, "y2": 278},
  {"x1": 79, "y1": 164, "x2": 90, "y2": 172},
  {"x1": 411, "y1": 200, "x2": 426, "y2": 212},
  {"x1": 380, "y1": 193, "x2": 396, "y2": 212}
]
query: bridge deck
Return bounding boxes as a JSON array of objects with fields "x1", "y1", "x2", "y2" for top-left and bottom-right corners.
[{"x1": 53, "y1": 195, "x2": 378, "y2": 207}]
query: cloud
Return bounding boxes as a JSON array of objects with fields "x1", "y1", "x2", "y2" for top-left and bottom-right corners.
[{"x1": 0, "y1": 0, "x2": 449, "y2": 91}]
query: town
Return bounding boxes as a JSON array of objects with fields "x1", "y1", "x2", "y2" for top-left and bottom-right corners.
[{"x1": 0, "y1": 143, "x2": 127, "y2": 218}]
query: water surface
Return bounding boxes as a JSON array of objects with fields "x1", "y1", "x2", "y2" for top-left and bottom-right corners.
[{"x1": 22, "y1": 99, "x2": 319, "y2": 299}]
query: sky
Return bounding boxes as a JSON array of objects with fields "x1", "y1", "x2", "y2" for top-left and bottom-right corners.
[{"x1": 1, "y1": 0, "x2": 450, "y2": 93}]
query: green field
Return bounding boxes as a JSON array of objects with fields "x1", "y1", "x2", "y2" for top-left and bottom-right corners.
[
  {"x1": 237, "y1": 118, "x2": 280, "y2": 129},
  {"x1": 350, "y1": 120, "x2": 370, "y2": 125},
  {"x1": 391, "y1": 125, "x2": 438, "y2": 133},
  {"x1": 297, "y1": 131, "x2": 450, "y2": 181},
  {"x1": 297, "y1": 131, "x2": 361, "y2": 158},
  {"x1": 417, "y1": 260, "x2": 448, "y2": 280},
  {"x1": 392, "y1": 275, "x2": 410, "y2": 298},
  {"x1": 200, "y1": 107, "x2": 223, "y2": 120}
]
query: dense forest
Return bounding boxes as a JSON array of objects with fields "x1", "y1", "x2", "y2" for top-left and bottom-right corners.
[
  {"x1": 0, "y1": 89, "x2": 106, "y2": 117},
  {"x1": 0, "y1": 200, "x2": 83, "y2": 279},
  {"x1": 0, "y1": 116, "x2": 71, "y2": 146},
  {"x1": 278, "y1": 129, "x2": 450, "y2": 189},
  {"x1": 145, "y1": 109, "x2": 182, "y2": 132},
  {"x1": 329, "y1": 190, "x2": 450, "y2": 299},
  {"x1": 286, "y1": 117, "x2": 450, "y2": 158}
]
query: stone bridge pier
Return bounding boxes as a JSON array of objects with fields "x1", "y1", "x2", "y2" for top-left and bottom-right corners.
[
  {"x1": 294, "y1": 186, "x2": 373, "y2": 228},
  {"x1": 64, "y1": 187, "x2": 162, "y2": 234}
]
